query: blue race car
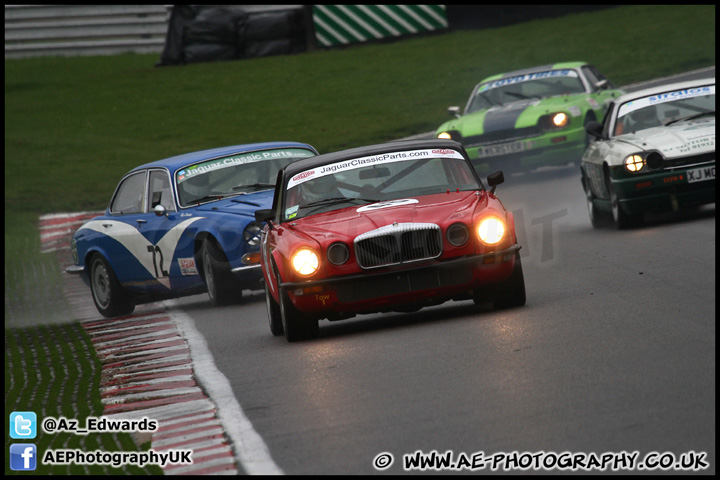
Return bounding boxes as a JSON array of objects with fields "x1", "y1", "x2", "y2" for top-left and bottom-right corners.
[{"x1": 66, "y1": 142, "x2": 318, "y2": 317}]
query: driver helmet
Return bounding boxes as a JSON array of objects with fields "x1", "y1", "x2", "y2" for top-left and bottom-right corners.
[
  {"x1": 632, "y1": 105, "x2": 659, "y2": 127},
  {"x1": 300, "y1": 174, "x2": 340, "y2": 203}
]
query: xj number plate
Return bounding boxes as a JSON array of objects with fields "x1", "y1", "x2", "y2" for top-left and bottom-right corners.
[{"x1": 686, "y1": 165, "x2": 715, "y2": 183}]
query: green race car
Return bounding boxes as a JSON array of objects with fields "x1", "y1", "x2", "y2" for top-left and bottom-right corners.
[{"x1": 436, "y1": 62, "x2": 624, "y2": 175}]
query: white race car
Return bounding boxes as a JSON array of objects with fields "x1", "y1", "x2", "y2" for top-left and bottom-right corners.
[{"x1": 580, "y1": 78, "x2": 715, "y2": 228}]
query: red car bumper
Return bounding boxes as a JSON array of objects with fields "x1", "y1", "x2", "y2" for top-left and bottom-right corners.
[{"x1": 281, "y1": 245, "x2": 521, "y2": 318}]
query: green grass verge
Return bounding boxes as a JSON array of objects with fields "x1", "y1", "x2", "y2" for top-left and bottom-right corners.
[
  {"x1": 5, "y1": 212, "x2": 77, "y2": 328},
  {"x1": 5, "y1": 323, "x2": 163, "y2": 475}
]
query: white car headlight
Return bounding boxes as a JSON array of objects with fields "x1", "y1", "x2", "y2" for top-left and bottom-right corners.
[
  {"x1": 477, "y1": 216, "x2": 505, "y2": 245},
  {"x1": 624, "y1": 154, "x2": 645, "y2": 172},
  {"x1": 291, "y1": 248, "x2": 320, "y2": 276}
]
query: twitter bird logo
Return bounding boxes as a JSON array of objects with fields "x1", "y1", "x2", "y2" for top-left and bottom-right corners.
[{"x1": 10, "y1": 411, "x2": 37, "y2": 439}]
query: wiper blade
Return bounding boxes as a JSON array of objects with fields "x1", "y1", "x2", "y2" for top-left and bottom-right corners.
[
  {"x1": 346, "y1": 197, "x2": 381, "y2": 206},
  {"x1": 300, "y1": 197, "x2": 352, "y2": 216},
  {"x1": 185, "y1": 194, "x2": 225, "y2": 206},
  {"x1": 301, "y1": 196, "x2": 353, "y2": 209},
  {"x1": 664, "y1": 110, "x2": 715, "y2": 126},
  {"x1": 232, "y1": 183, "x2": 275, "y2": 191},
  {"x1": 300, "y1": 197, "x2": 380, "y2": 215}
]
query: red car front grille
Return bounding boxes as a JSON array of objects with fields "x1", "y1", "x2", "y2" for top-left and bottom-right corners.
[{"x1": 354, "y1": 223, "x2": 442, "y2": 269}]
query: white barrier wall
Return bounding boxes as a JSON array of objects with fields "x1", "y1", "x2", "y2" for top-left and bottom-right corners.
[{"x1": 5, "y1": 5, "x2": 171, "y2": 58}]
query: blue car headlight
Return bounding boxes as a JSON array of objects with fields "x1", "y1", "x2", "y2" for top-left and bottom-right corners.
[{"x1": 243, "y1": 222, "x2": 262, "y2": 246}]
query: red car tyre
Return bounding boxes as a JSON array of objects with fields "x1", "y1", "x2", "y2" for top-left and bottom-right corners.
[
  {"x1": 490, "y1": 254, "x2": 526, "y2": 309},
  {"x1": 279, "y1": 286, "x2": 319, "y2": 342},
  {"x1": 265, "y1": 271, "x2": 284, "y2": 336}
]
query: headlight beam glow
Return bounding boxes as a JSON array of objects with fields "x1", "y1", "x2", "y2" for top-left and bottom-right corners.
[
  {"x1": 291, "y1": 248, "x2": 320, "y2": 276},
  {"x1": 552, "y1": 112, "x2": 569, "y2": 127},
  {"x1": 625, "y1": 154, "x2": 645, "y2": 172},
  {"x1": 477, "y1": 216, "x2": 505, "y2": 245}
]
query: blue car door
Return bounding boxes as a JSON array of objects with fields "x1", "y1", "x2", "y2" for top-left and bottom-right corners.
[
  {"x1": 98, "y1": 169, "x2": 161, "y2": 291},
  {"x1": 93, "y1": 168, "x2": 197, "y2": 295},
  {"x1": 143, "y1": 169, "x2": 204, "y2": 292}
]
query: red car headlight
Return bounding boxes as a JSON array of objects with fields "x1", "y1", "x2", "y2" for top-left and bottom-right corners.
[
  {"x1": 291, "y1": 248, "x2": 320, "y2": 276},
  {"x1": 326, "y1": 242, "x2": 350, "y2": 266},
  {"x1": 476, "y1": 216, "x2": 505, "y2": 245},
  {"x1": 446, "y1": 223, "x2": 470, "y2": 247}
]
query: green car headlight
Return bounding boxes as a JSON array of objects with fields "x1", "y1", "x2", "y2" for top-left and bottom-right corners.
[
  {"x1": 551, "y1": 112, "x2": 569, "y2": 127},
  {"x1": 437, "y1": 130, "x2": 462, "y2": 142},
  {"x1": 539, "y1": 112, "x2": 570, "y2": 131},
  {"x1": 624, "y1": 154, "x2": 645, "y2": 172}
]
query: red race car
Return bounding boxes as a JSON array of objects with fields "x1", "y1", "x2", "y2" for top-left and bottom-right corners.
[{"x1": 255, "y1": 139, "x2": 526, "y2": 341}]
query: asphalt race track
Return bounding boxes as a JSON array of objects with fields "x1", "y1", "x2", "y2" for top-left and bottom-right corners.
[
  {"x1": 31, "y1": 68, "x2": 715, "y2": 475},
  {"x1": 168, "y1": 68, "x2": 714, "y2": 474},
  {"x1": 173, "y1": 163, "x2": 715, "y2": 474}
]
